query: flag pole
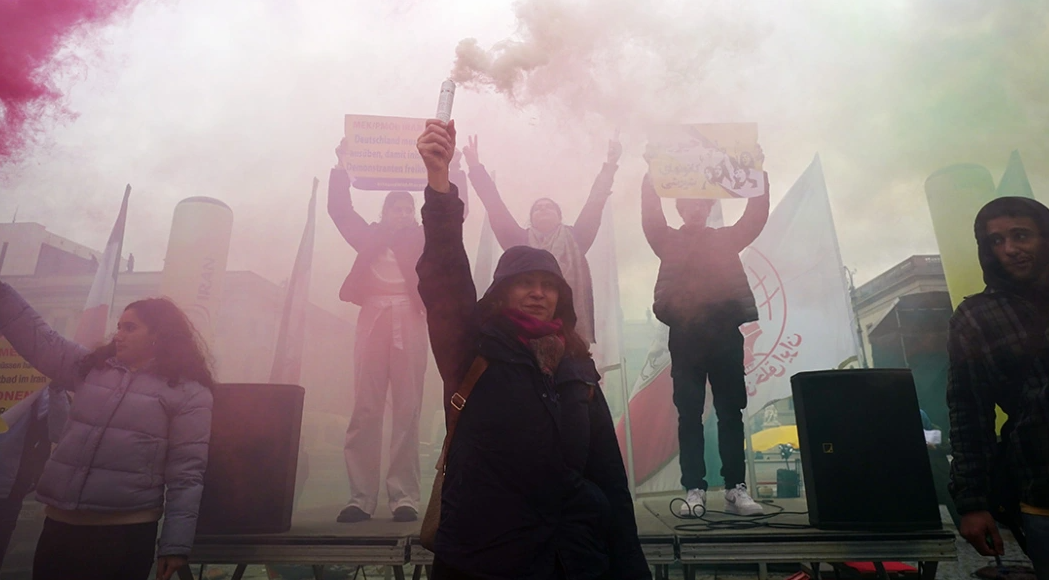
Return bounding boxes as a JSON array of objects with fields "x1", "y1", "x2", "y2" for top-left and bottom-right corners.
[{"x1": 619, "y1": 357, "x2": 637, "y2": 500}]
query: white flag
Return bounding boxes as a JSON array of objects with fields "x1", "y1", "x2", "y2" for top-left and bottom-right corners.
[{"x1": 740, "y1": 154, "x2": 860, "y2": 416}]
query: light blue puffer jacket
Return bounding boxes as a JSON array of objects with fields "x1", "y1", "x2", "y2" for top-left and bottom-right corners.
[{"x1": 0, "y1": 282, "x2": 212, "y2": 557}]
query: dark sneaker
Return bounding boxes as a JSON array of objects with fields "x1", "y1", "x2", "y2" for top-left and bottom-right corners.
[
  {"x1": 392, "y1": 506, "x2": 418, "y2": 522},
  {"x1": 336, "y1": 505, "x2": 370, "y2": 523}
]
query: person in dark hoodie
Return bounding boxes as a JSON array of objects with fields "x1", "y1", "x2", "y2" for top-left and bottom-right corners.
[
  {"x1": 416, "y1": 119, "x2": 650, "y2": 580},
  {"x1": 947, "y1": 196, "x2": 1049, "y2": 574},
  {"x1": 640, "y1": 171, "x2": 770, "y2": 518},
  {"x1": 461, "y1": 134, "x2": 622, "y2": 344}
]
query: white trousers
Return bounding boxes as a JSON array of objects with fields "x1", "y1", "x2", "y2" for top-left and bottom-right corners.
[{"x1": 343, "y1": 298, "x2": 428, "y2": 514}]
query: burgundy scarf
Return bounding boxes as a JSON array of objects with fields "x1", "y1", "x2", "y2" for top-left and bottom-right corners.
[{"x1": 502, "y1": 308, "x2": 566, "y2": 376}]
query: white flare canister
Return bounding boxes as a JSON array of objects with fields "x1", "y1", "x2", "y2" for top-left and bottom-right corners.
[{"x1": 435, "y1": 80, "x2": 455, "y2": 122}]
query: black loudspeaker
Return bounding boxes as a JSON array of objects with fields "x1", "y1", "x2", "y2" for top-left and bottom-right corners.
[
  {"x1": 196, "y1": 383, "x2": 305, "y2": 535},
  {"x1": 776, "y1": 469, "x2": 800, "y2": 498},
  {"x1": 791, "y1": 369, "x2": 941, "y2": 531}
]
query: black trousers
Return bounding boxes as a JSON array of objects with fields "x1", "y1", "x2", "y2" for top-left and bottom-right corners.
[
  {"x1": 0, "y1": 495, "x2": 27, "y2": 570},
  {"x1": 33, "y1": 518, "x2": 158, "y2": 580},
  {"x1": 668, "y1": 325, "x2": 747, "y2": 491}
]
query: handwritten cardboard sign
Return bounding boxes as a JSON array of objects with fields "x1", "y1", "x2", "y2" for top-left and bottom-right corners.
[{"x1": 646, "y1": 123, "x2": 764, "y2": 199}]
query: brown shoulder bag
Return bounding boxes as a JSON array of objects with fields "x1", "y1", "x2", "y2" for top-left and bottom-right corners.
[{"x1": 420, "y1": 356, "x2": 488, "y2": 551}]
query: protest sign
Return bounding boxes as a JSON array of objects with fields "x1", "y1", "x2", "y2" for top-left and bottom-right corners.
[
  {"x1": 646, "y1": 123, "x2": 764, "y2": 199},
  {"x1": 0, "y1": 337, "x2": 47, "y2": 415},
  {"x1": 342, "y1": 115, "x2": 428, "y2": 191}
]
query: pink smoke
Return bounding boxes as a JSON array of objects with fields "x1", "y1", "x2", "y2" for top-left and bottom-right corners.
[{"x1": 0, "y1": 0, "x2": 141, "y2": 162}]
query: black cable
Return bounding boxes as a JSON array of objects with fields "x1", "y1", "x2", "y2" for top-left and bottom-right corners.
[{"x1": 668, "y1": 496, "x2": 813, "y2": 532}]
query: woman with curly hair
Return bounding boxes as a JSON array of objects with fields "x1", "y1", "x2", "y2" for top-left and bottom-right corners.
[{"x1": 0, "y1": 281, "x2": 214, "y2": 580}]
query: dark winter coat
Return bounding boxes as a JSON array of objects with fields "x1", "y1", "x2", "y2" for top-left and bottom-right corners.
[
  {"x1": 417, "y1": 185, "x2": 650, "y2": 580},
  {"x1": 641, "y1": 179, "x2": 769, "y2": 331}
]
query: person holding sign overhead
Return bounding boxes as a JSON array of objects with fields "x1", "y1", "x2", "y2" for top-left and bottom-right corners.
[
  {"x1": 641, "y1": 161, "x2": 770, "y2": 519},
  {"x1": 461, "y1": 134, "x2": 622, "y2": 344},
  {"x1": 328, "y1": 138, "x2": 431, "y2": 524}
]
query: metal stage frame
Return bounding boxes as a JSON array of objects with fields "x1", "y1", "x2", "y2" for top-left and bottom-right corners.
[{"x1": 179, "y1": 496, "x2": 956, "y2": 580}]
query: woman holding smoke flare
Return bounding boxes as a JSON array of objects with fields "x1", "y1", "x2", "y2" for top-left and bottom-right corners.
[
  {"x1": 0, "y1": 281, "x2": 213, "y2": 580},
  {"x1": 415, "y1": 118, "x2": 650, "y2": 580}
]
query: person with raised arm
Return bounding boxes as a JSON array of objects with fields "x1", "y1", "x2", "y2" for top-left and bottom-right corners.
[
  {"x1": 641, "y1": 169, "x2": 771, "y2": 519},
  {"x1": 416, "y1": 119, "x2": 650, "y2": 580},
  {"x1": 462, "y1": 134, "x2": 622, "y2": 344},
  {"x1": 0, "y1": 282, "x2": 213, "y2": 580},
  {"x1": 327, "y1": 138, "x2": 429, "y2": 524}
]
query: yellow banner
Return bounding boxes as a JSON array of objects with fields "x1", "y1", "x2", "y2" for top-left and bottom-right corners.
[
  {"x1": 646, "y1": 123, "x2": 764, "y2": 199},
  {"x1": 0, "y1": 337, "x2": 48, "y2": 415},
  {"x1": 342, "y1": 115, "x2": 428, "y2": 191}
]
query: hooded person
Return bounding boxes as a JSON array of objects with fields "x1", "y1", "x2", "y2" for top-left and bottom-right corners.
[
  {"x1": 641, "y1": 171, "x2": 771, "y2": 519},
  {"x1": 460, "y1": 134, "x2": 622, "y2": 344},
  {"x1": 947, "y1": 196, "x2": 1049, "y2": 572},
  {"x1": 415, "y1": 119, "x2": 650, "y2": 580}
]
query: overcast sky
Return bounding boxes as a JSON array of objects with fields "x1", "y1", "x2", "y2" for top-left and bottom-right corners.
[{"x1": 2, "y1": 0, "x2": 1046, "y2": 320}]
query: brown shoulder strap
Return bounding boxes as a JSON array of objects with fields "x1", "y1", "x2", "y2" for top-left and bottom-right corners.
[{"x1": 434, "y1": 356, "x2": 488, "y2": 472}]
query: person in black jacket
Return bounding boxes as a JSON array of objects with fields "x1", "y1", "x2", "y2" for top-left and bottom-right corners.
[
  {"x1": 641, "y1": 171, "x2": 770, "y2": 518},
  {"x1": 416, "y1": 119, "x2": 650, "y2": 580}
]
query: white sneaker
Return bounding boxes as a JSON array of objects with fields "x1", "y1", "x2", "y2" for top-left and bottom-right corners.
[
  {"x1": 679, "y1": 488, "x2": 706, "y2": 517},
  {"x1": 724, "y1": 483, "x2": 764, "y2": 516}
]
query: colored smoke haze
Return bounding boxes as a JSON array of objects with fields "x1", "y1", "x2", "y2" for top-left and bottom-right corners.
[
  {"x1": 0, "y1": 0, "x2": 141, "y2": 162},
  {"x1": 450, "y1": 0, "x2": 764, "y2": 126}
]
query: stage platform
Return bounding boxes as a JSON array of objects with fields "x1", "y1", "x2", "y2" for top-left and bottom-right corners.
[{"x1": 180, "y1": 494, "x2": 957, "y2": 580}]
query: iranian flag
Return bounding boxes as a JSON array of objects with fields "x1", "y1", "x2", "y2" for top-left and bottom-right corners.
[
  {"x1": 616, "y1": 156, "x2": 859, "y2": 490},
  {"x1": 74, "y1": 185, "x2": 131, "y2": 347}
]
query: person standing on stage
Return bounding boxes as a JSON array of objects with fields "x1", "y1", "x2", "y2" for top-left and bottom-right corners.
[
  {"x1": 641, "y1": 170, "x2": 770, "y2": 518},
  {"x1": 461, "y1": 134, "x2": 622, "y2": 344},
  {"x1": 416, "y1": 119, "x2": 650, "y2": 580},
  {"x1": 328, "y1": 139, "x2": 431, "y2": 524},
  {"x1": 947, "y1": 197, "x2": 1049, "y2": 574},
  {"x1": 0, "y1": 282, "x2": 213, "y2": 580}
]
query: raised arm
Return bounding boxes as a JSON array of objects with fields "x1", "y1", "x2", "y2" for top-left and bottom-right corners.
[
  {"x1": 449, "y1": 149, "x2": 470, "y2": 218},
  {"x1": 327, "y1": 140, "x2": 371, "y2": 251},
  {"x1": 640, "y1": 174, "x2": 671, "y2": 258},
  {"x1": 572, "y1": 139, "x2": 622, "y2": 252},
  {"x1": 585, "y1": 386, "x2": 653, "y2": 580},
  {"x1": 463, "y1": 135, "x2": 528, "y2": 249},
  {"x1": 416, "y1": 120, "x2": 479, "y2": 390},
  {"x1": 0, "y1": 282, "x2": 87, "y2": 388},
  {"x1": 725, "y1": 172, "x2": 771, "y2": 252}
]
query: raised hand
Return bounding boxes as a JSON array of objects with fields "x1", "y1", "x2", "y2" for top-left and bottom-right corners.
[
  {"x1": 417, "y1": 119, "x2": 457, "y2": 193},
  {"x1": 607, "y1": 138, "x2": 623, "y2": 165},
  {"x1": 463, "y1": 134, "x2": 480, "y2": 168}
]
